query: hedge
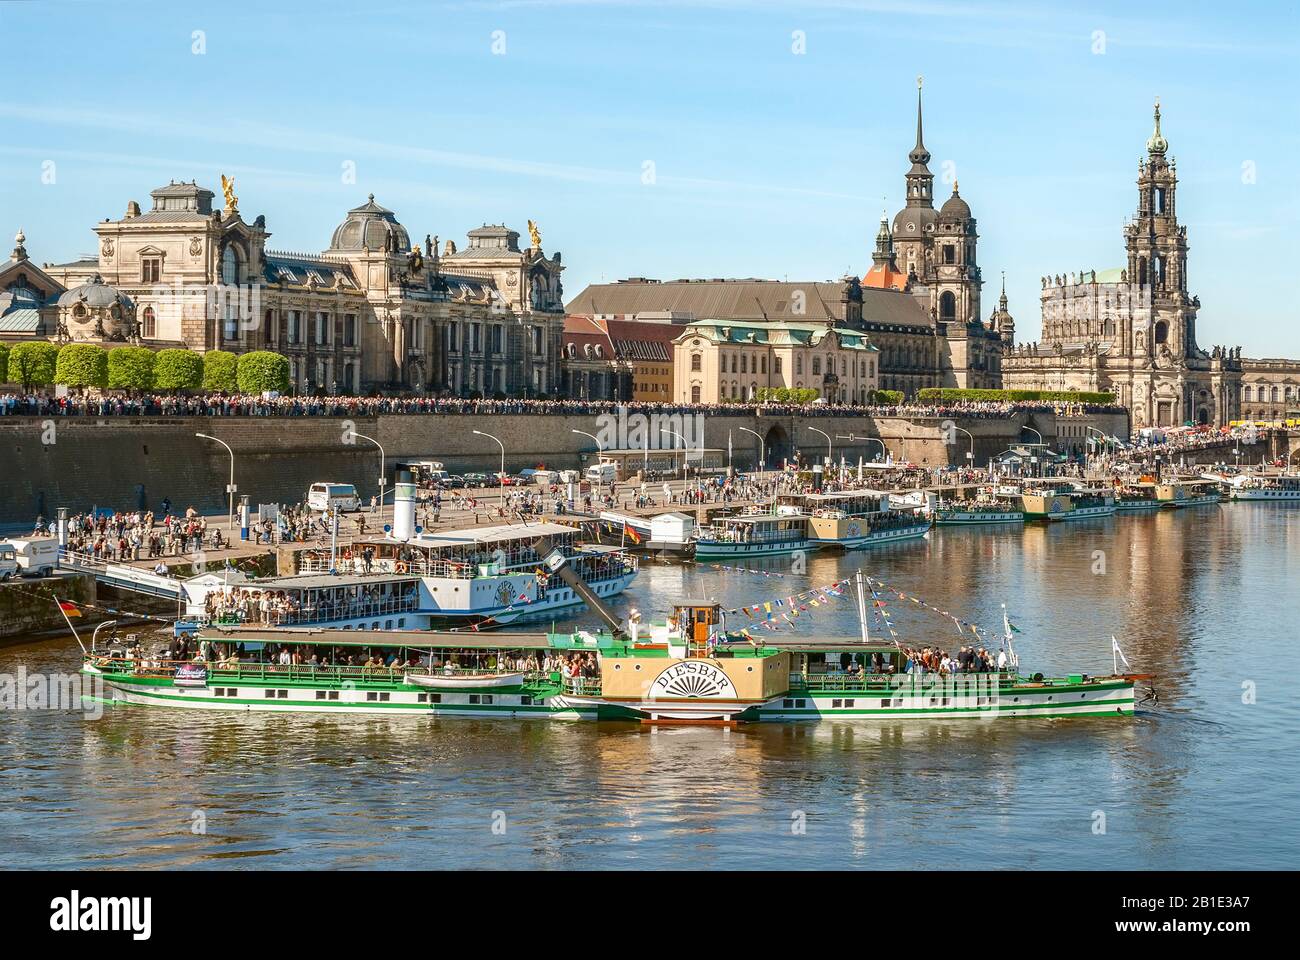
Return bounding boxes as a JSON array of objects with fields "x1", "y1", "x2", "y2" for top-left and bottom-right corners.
[
  {"x1": 153, "y1": 349, "x2": 204, "y2": 391},
  {"x1": 869, "y1": 389, "x2": 905, "y2": 405},
  {"x1": 107, "y1": 345, "x2": 156, "y2": 390},
  {"x1": 55, "y1": 343, "x2": 109, "y2": 389},
  {"x1": 7, "y1": 341, "x2": 59, "y2": 389},
  {"x1": 915, "y1": 388, "x2": 1117, "y2": 405},
  {"x1": 202, "y1": 350, "x2": 238, "y2": 392},
  {"x1": 0, "y1": 344, "x2": 8, "y2": 385},
  {"x1": 236, "y1": 350, "x2": 290, "y2": 394}
]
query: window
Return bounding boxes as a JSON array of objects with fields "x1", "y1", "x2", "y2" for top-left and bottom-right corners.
[
  {"x1": 141, "y1": 258, "x2": 162, "y2": 284},
  {"x1": 761, "y1": 356, "x2": 767, "y2": 374},
  {"x1": 1154, "y1": 321, "x2": 1168, "y2": 345},
  {"x1": 939, "y1": 291, "x2": 957, "y2": 322},
  {"x1": 344, "y1": 314, "x2": 357, "y2": 347},
  {"x1": 314, "y1": 312, "x2": 328, "y2": 345},
  {"x1": 691, "y1": 353, "x2": 702, "y2": 371},
  {"x1": 943, "y1": 245, "x2": 955, "y2": 264},
  {"x1": 221, "y1": 246, "x2": 239, "y2": 285},
  {"x1": 812, "y1": 357, "x2": 821, "y2": 376},
  {"x1": 141, "y1": 306, "x2": 156, "y2": 338},
  {"x1": 691, "y1": 385, "x2": 701, "y2": 402},
  {"x1": 795, "y1": 356, "x2": 803, "y2": 375},
  {"x1": 774, "y1": 357, "x2": 782, "y2": 374}
]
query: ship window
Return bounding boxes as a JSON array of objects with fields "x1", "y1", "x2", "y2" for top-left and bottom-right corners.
[
  {"x1": 315, "y1": 690, "x2": 327, "y2": 700},
  {"x1": 277, "y1": 690, "x2": 288, "y2": 699},
  {"x1": 482, "y1": 695, "x2": 494, "y2": 705},
  {"x1": 469, "y1": 694, "x2": 480, "y2": 704},
  {"x1": 521, "y1": 696, "x2": 532, "y2": 706},
  {"x1": 379, "y1": 692, "x2": 391, "y2": 702},
  {"x1": 430, "y1": 693, "x2": 441, "y2": 704},
  {"x1": 844, "y1": 699, "x2": 854, "y2": 708},
  {"x1": 880, "y1": 699, "x2": 892, "y2": 707},
  {"x1": 796, "y1": 699, "x2": 806, "y2": 708},
  {"x1": 417, "y1": 693, "x2": 428, "y2": 703},
  {"x1": 832, "y1": 699, "x2": 842, "y2": 708},
  {"x1": 366, "y1": 692, "x2": 378, "y2": 701},
  {"x1": 264, "y1": 689, "x2": 276, "y2": 699},
  {"x1": 783, "y1": 699, "x2": 794, "y2": 708}
]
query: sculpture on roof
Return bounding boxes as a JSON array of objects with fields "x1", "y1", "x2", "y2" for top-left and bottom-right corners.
[
  {"x1": 527, "y1": 220, "x2": 542, "y2": 249},
  {"x1": 220, "y1": 174, "x2": 239, "y2": 215},
  {"x1": 444, "y1": 239, "x2": 457, "y2": 256}
]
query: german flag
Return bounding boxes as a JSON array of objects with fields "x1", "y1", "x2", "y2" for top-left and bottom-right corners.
[
  {"x1": 623, "y1": 523, "x2": 642, "y2": 545},
  {"x1": 58, "y1": 600, "x2": 81, "y2": 618}
]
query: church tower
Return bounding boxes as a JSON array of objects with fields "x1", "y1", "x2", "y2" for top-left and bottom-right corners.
[
  {"x1": 989, "y1": 273, "x2": 1014, "y2": 349},
  {"x1": 891, "y1": 77, "x2": 937, "y2": 283},
  {"x1": 1124, "y1": 98, "x2": 1196, "y2": 360}
]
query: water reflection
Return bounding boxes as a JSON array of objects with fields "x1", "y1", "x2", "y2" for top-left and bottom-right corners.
[{"x1": 0, "y1": 505, "x2": 1296, "y2": 868}]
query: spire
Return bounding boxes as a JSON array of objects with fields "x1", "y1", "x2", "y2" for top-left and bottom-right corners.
[
  {"x1": 999, "y1": 271, "x2": 1008, "y2": 309},
  {"x1": 1146, "y1": 96, "x2": 1168, "y2": 155},
  {"x1": 909, "y1": 75, "x2": 930, "y2": 165},
  {"x1": 872, "y1": 214, "x2": 894, "y2": 266}
]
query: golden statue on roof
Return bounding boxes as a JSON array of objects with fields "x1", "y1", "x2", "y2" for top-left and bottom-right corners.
[
  {"x1": 220, "y1": 174, "x2": 239, "y2": 215},
  {"x1": 527, "y1": 219, "x2": 542, "y2": 249}
]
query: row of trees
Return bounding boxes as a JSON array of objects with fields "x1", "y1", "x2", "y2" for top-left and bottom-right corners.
[
  {"x1": 915, "y1": 388, "x2": 1118, "y2": 404},
  {"x1": 1, "y1": 343, "x2": 291, "y2": 394}
]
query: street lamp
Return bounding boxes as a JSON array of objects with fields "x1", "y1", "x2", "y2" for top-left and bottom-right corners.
[
  {"x1": 195, "y1": 433, "x2": 235, "y2": 532},
  {"x1": 837, "y1": 434, "x2": 887, "y2": 463},
  {"x1": 473, "y1": 429, "x2": 506, "y2": 503},
  {"x1": 572, "y1": 428, "x2": 605, "y2": 489},
  {"x1": 346, "y1": 430, "x2": 387, "y2": 505},
  {"x1": 737, "y1": 426, "x2": 765, "y2": 473},
  {"x1": 952, "y1": 425, "x2": 975, "y2": 464},
  {"x1": 808, "y1": 426, "x2": 832, "y2": 466},
  {"x1": 661, "y1": 428, "x2": 689, "y2": 482}
]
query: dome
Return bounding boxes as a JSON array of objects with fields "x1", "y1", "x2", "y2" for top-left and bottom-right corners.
[
  {"x1": 939, "y1": 184, "x2": 971, "y2": 220},
  {"x1": 58, "y1": 274, "x2": 134, "y2": 311},
  {"x1": 892, "y1": 205, "x2": 936, "y2": 239},
  {"x1": 328, "y1": 194, "x2": 411, "y2": 254}
]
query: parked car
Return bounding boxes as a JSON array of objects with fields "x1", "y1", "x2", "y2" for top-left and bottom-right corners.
[
  {"x1": 307, "y1": 482, "x2": 361, "y2": 513},
  {"x1": 437, "y1": 475, "x2": 466, "y2": 489},
  {"x1": 462, "y1": 472, "x2": 492, "y2": 487}
]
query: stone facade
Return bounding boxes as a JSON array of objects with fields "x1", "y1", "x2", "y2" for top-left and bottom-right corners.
[
  {"x1": 1003, "y1": 103, "x2": 1243, "y2": 428},
  {"x1": 671, "y1": 318, "x2": 879, "y2": 404},
  {"x1": 24, "y1": 180, "x2": 564, "y2": 396}
]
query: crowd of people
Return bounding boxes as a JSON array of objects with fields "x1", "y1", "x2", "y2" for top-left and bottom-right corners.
[
  {"x1": 43, "y1": 507, "x2": 224, "y2": 562},
  {"x1": 0, "y1": 390, "x2": 1124, "y2": 421}
]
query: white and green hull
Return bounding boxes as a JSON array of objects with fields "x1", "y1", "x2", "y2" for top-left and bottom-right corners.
[
  {"x1": 814, "y1": 522, "x2": 931, "y2": 548},
  {"x1": 693, "y1": 538, "x2": 812, "y2": 559},
  {"x1": 934, "y1": 510, "x2": 1025, "y2": 525}
]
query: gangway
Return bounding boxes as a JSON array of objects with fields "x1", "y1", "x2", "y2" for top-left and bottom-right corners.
[{"x1": 60, "y1": 550, "x2": 194, "y2": 605}]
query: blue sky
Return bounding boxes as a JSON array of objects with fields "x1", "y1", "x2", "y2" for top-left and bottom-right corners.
[{"x1": 2, "y1": 0, "x2": 1296, "y2": 355}]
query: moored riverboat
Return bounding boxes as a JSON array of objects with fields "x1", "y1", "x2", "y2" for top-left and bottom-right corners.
[
  {"x1": 693, "y1": 512, "x2": 814, "y2": 559},
  {"x1": 775, "y1": 491, "x2": 931, "y2": 547}
]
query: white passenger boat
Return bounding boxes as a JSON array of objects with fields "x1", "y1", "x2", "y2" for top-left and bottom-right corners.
[
  {"x1": 1227, "y1": 474, "x2": 1300, "y2": 501},
  {"x1": 693, "y1": 512, "x2": 813, "y2": 559},
  {"x1": 775, "y1": 491, "x2": 931, "y2": 546}
]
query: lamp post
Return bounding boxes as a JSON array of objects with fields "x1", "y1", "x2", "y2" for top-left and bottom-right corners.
[
  {"x1": 952, "y1": 425, "x2": 975, "y2": 465},
  {"x1": 473, "y1": 429, "x2": 506, "y2": 503},
  {"x1": 737, "y1": 426, "x2": 765, "y2": 474},
  {"x1": 808, "y1": 426, "x2": 832, "y2": 466},
  {"x1": 661, "y1": 428, "x2": 689, "y2": 482},
  {"x1": 195, "y1": 433, "x2": 235, "y2": 531},
  {"x1": 837, "y1": 433, "x2": 887, "y2": 463},
  {"x1": 346, "y1": 430, "x2": 387, "y2": 506},
  {"x1": 572, "y1": 428, "x2": 605, "y2": 490}
]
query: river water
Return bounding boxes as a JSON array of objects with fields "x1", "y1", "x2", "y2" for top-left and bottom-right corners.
[{"x1": 1, "y1": 503, "x2": 1295, "y2": 870}]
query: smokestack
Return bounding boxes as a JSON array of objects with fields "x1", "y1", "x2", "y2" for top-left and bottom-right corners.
[{"x1": 392, "y1": 469, "x2": 416, "y2": 543}]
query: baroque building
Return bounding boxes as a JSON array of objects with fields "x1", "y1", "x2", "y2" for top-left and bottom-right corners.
[
  {"x1": 1003, "y1": 102, "x2": 1243, "y2": 427},
  {"x1": 565, "y1": 80, "x2": 1006, "y2": 397},
  {"x1": 12, "y1": 179, "x2": 564, "y2": 396}
]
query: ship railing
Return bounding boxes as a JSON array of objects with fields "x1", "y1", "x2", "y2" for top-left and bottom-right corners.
[
  {"x1": 788, "y1": 671, "x2": 1019, "y2": 693},
  {"x1": 90, "y1": 656, "x2": 540, "y2": 686},
  {"x1": 207, "y1": 595, "x2": 418, "y2": 627}
]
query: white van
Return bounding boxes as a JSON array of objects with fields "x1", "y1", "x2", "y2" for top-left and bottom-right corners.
[
  {"x1": 585, "y1": 462, "x2": 618, "y2": 484},
  {"x1": 307, "y1": 482, "x2": 361, "y2": 513},
  {"x1": 0, "y1": 543, "x2": 17, "y2": 581},
  {"x1": 4, "y1": 537, "x2": 60, "y2": 578},
  {"x1": 531, "y1": 469, "x2": 559, "y2": 487}
]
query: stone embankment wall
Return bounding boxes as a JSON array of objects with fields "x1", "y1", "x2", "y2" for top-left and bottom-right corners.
[
  {"x1": 0, "y1": 409, "x2": 1127, "y2": 524},
  {"x1": 0, "y1": 573, "x2": 97, "y2": 643}
]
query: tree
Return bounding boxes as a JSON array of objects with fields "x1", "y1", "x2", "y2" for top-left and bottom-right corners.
[
  {"x1": 7, "y1": 341, "x2": 59, "y2": 390},
  {"x1": 202, "y1": 350, "x2": 238, "y2": 392},
  {"x1": 153, "y1": 349, "x2": 204, "y2": 392},
  {"x1": 236, "y1": 350, "x2": 290, "y2": 394},
  {"x1": 55, "y1": 343, "x2": 108, "y2": 389},
  {"x1": 0, "y1": 344, "x2": 9, "y2": 384},
  {"x1": 107, "y1": 346, "x2": 156, "y2": 391}
]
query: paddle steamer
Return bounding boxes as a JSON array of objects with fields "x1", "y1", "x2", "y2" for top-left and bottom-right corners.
[{"x1": 83, "y1": 545, "x2": 1140, "y2": 724}]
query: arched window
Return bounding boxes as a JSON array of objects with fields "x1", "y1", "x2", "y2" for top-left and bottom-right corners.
[
  {"x1": 141, "y1": 306, "x2": 156, "y2": 339},
  {"x1": 1154, "y1": 321, "x2": 1168, "y2": 345},
  {"x1": 939, "y1": 291, "x2": 956, "y2": 322},
  {"x1": 760, "y1": 356, "x2": 767, "y2": 374},
  {"x1": 795, "y1": 355, "x2": 803, "y2": 375},
  {"x1": 690, "y1": 353, "x2": 701, "y2": 371},
  {"x1": 812, "y1": 357, "x2": 821, "y2": 376},
  {"x1": 691, "y1": 385, "x2": 701, "y2": 403},
  {"x1": 221, "y1": 245, "x2": 239, "y2": 285}
]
